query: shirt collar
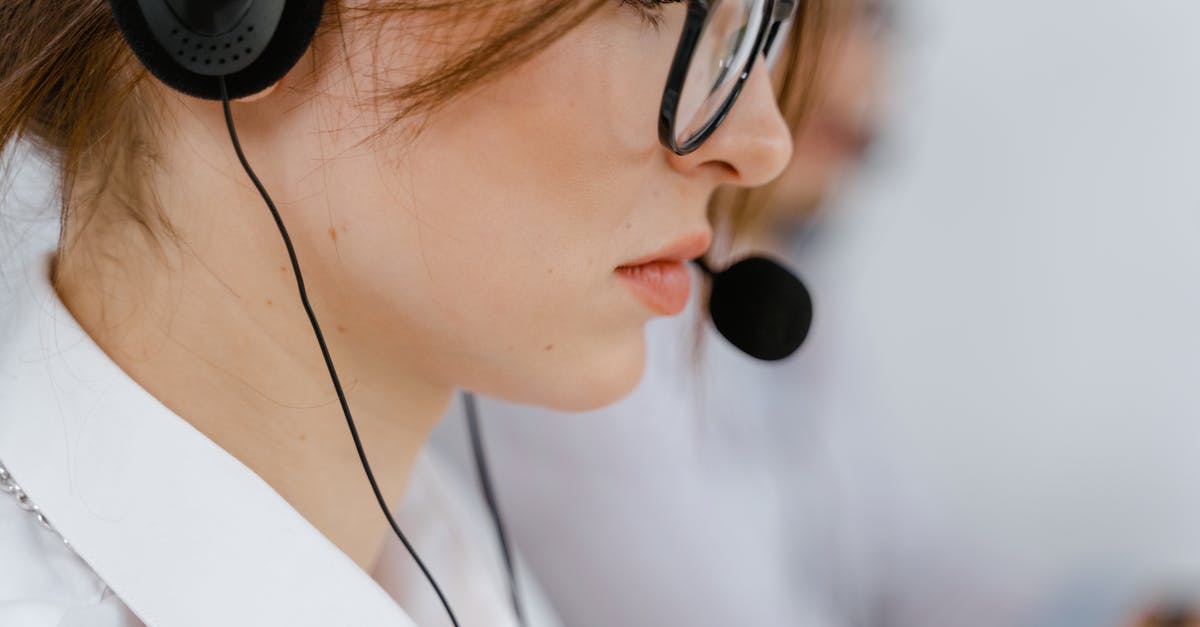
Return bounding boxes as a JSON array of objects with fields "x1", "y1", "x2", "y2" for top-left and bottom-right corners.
[{"x1": 0, "y1": 251, "x2": 415, "y2": 626}]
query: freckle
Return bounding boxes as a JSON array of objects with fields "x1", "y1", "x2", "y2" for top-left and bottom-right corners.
[
  {"x1": 265, "y1": 299, "x2": 273, "y2": 306},
  {"x1": 337, "y1": 325, "x2": 347, "y2": 333},
  {"x1": 544, "y1": 344, "x2": 554, "y2": 351},
  {"x1": 279, "y1": 265, "x2": 287, "y2": 273},
  {"x1": 625, "y1": 222, "x2": 632, "y2": 230},
  {"x1": 298, "y1": 433, "x2": 308, "y2": 442},
  {"x1": 328, "y1": 227, "x2": 338, "y2": 241}
]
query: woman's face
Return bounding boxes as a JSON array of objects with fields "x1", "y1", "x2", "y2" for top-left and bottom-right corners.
[{"x1": 253, "y1": 1, "x2": 794, "y2": 411}]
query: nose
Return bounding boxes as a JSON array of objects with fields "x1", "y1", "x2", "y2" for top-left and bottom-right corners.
[{"x1": 666, "y1": 58, "x2": 795, "y2": 188}]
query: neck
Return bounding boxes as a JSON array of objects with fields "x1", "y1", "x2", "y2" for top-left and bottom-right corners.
[{"x1": 54, "y1": 197, "x2": 452, "y2": 572}]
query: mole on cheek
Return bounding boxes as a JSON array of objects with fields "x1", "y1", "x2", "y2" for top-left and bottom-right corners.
[{"x1": 544, "y1": 344, "x2": 554, "y2": 351}]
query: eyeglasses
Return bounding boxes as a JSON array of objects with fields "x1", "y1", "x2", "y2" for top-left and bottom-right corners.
[{"x1": 659, "y1": 0, "x2": 799, "y2": 155}]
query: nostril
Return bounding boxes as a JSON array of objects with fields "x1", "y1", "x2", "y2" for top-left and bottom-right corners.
[{"x1": 712, "y1": 162, "x2": 740, "y2": 180}]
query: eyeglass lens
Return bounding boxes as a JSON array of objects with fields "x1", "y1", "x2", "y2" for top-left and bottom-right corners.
[{"x1": 674, "y1": 0, "x2": 768, "y2": 147}]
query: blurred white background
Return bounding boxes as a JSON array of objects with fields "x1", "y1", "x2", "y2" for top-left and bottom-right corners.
[{"x1": 0, "y1": 146, "x2": 56, "y2": 291}]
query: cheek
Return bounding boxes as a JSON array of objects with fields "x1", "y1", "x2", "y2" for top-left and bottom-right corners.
[
  {"x1": 387, "y1": 16, "x2": 676, "y2": 294},
  {"x1": 306, "y1": 99, "x2": 651, "y2": 409},
  {"x1": 304, "y1": 8, "x2": 685, "y2": 408}
]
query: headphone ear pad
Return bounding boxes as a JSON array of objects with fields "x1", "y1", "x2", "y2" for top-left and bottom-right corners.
[{"x1": 107, "y1": 0, "x2": 325, "y2": 101}]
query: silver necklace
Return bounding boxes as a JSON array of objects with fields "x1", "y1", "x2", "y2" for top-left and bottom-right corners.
[{"x1": 0, "y1": 458, "x2": 71, "y2": 548}]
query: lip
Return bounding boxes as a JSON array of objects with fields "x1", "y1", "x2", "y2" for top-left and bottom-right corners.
[
  {"x1": 618, "y1": 231, "x2": 714, "y2": 268},
  {"x1": 615, "y1": 230, "x2": 712, "y2": 316}
]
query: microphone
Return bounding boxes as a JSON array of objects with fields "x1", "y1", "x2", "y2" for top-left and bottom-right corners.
[{"x1": 694, "y1": 256, "x2": 813, "y2": 361}]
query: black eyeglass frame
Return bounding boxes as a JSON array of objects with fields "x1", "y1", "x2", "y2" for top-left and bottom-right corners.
[{"x1": 658, "y1": 0, "x2": 799, "y2": 156}]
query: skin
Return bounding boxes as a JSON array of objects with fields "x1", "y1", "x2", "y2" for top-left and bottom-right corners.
[{"x1": 53, "y1": 2, "x2": 793, "y2": 570}]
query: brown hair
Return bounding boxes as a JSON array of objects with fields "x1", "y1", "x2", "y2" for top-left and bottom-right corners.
[{"x1": 0, "y1": 0, "x2": 827, "y2": 263}]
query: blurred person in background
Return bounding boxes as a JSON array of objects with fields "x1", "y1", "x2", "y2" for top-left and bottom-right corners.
[
  {"x1": 1131, "y1": 606, "x2": 1200, "y2": 627},
  {"x1": 429, "y1": 2, "x2": 1006, "y2": 626},
  {"x1": 713, "y1": 0, "x2": 886, "y2": 253}
]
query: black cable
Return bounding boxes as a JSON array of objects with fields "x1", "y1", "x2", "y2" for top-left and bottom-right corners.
[
  {"x1": 462, "y1": 392, "x2": 525, "y2": 625},
  {"x1": 218, "y1": 76, "x2": 460, "y2": 627}
]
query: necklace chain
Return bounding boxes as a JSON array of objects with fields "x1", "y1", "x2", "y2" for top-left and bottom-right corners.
[{"x1": 0, "y1": 459, "x2": 71, "y2": 548}]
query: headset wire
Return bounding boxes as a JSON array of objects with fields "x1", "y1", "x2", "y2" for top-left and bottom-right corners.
[
  {"x1": 463, "y1": 392, "x2": 525, "y2": 625},
  {"x1": 218, "y1": 75, "x2": 461, "y2": 627}
]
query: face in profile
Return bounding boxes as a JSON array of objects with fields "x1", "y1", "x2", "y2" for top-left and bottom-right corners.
[{"x1": 211, "y1": 1, "x2": 796, "y2": 411}]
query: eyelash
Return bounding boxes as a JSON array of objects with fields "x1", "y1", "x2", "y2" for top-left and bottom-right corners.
[{"x1": 622, "y1": 0, "x2": 684, "y2": 30}]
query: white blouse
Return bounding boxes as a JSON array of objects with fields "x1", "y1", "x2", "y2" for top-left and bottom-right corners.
[{"x1": 0, "y1": 250, "x2": 560, "y2": 627}]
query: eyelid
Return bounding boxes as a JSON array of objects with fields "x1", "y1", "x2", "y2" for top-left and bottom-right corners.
[{"x1": 622, "y1": 0, "x2": 686, "y2": 30}]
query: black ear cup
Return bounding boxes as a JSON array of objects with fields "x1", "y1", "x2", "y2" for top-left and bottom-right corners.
[{"x1": 107, "y1": 0, "x2": 325, "y2": 100}]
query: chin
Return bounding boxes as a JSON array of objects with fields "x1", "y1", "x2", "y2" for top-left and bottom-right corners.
[{"x1": 524, "y1": 333, "x2": 648, "y2": 413}]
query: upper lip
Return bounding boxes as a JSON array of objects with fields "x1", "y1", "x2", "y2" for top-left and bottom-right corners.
[{"x1": 618, "y1": 229, "x2": 713, "y2": 268}]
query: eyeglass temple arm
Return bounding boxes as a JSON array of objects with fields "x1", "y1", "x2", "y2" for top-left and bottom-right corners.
[
  {"x1": 763, "y1": 0, "x2": 799, "y2": 57},
  {"x1": 774, "y1": 0, "x2": 798, "y2": 20}
]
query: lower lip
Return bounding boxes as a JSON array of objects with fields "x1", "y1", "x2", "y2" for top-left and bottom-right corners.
[{"x1": 615, "y1": 260, "x2": 692, "y2": 316}]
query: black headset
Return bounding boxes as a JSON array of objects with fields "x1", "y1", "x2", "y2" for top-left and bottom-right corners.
[
  {"x1": 105, "y1": 2, "x2": 814, "y2": 625},
  {"x1": 108, "y1": 0, "x2": 322, "y2": 100}
]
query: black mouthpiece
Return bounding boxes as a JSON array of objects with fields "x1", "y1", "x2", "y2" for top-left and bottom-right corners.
[{"x1": 696, "y1": 256, "x2": 813, "y2": 361}]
